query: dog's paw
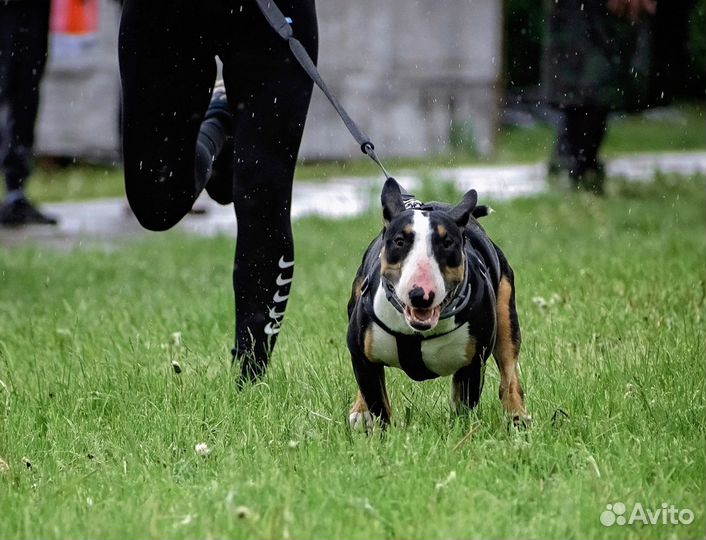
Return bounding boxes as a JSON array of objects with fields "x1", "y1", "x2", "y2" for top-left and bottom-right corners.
[
  {"x1": 510, "y1": 413, "x2": 533, "y2": 430},
  {"x1": 349, "y1": 411, "x2": 375, "y2": 432}
]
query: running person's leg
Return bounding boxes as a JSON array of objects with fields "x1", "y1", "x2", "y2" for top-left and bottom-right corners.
[
  {"x1": 118, "y1": 0, "x2": 230, "y2": 231},
  {"x1": 219, "y1": 1, "x2": 317, "y2": 382}
]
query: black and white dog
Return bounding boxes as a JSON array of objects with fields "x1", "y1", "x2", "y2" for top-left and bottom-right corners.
[{"x1": 346, "y1": 178, "x2": 529, "y2": 430}]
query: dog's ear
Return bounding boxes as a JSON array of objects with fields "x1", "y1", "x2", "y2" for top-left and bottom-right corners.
[
  {"x1": 381, "y1": 177, "x2": 405, "y2": 225},
  {"x1": 448, "y1": 189, "x2": 478, "y2": 227}
]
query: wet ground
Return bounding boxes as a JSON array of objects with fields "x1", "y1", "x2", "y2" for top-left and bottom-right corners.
[{"x1": 1, "y1": 151, "x2": 704, "y2": 248}]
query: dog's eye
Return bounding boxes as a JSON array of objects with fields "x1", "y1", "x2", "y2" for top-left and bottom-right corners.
[
  {"x1": 443, "y1": 237, "x2": 454, "y2": 249},
  {"x1": 394, "y1": 236, "x2": 405, "y2": 248}
]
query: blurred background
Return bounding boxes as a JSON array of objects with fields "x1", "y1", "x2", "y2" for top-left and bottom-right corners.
[{"x1": 34, "y1": 0, "x2": 705, "y2": 166}]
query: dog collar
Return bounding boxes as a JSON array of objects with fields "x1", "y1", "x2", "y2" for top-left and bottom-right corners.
[{"x1": 438, "y1": 252, "x2": 473, "y2": 320}]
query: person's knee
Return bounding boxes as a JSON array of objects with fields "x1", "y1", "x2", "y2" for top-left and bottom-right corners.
[
  {"x1": 133, "y1": 213, "x2": 177, "y2": 232},
  {"x1": 126, "y1": 190, "x2": 188, "y2": 231},
  {"x1": 129, "y1": 205, "x2": 181, "y2": 231}
]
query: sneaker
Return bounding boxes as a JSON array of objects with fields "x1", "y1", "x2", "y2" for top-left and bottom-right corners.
[
  {"x1": 0, "y1": 197, "x2": 58, "y2": 226},
  {"x1": 204, "y1": 80, "x2": 235, "y2": 205}
]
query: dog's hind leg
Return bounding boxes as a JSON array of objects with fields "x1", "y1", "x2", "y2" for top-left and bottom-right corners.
[
  {"x1": 349, "y1": 356, "x2": 391, "y2": 432},
  {"x1": 493, "y1": 272, "x2": 530, "y2": 427}
]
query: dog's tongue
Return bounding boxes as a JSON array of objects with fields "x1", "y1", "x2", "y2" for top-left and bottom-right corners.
[
  {"x1": 405, "y1": 305, "x2": 441, "y2": 330},
  {"x1": 412, "y1": 308, "x2": 434, "y2": 321}
]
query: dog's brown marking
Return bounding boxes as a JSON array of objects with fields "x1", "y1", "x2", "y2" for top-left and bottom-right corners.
[
  {"x1": 437, "y1": 224, "x2": 447, "y2": 237},
  {"x1": 493, "y1": 276, "x2": 526, "y2": 421},
  {"x1": 353, "y1": 276, "x2": 364, "y2": 300},
  {"x1": 380, "y1": 247, "x2": 402, "y2": 281},
  {"x1": 349, "y1": 384, "x2": 391, "y2": 422},
  {"x1": 350, "y1": 390, "x2": 369, "y2": 415},
  {"x1": 442, "y1": 262, "x2": 465, "y2": 284},
  {"x1": 363, "y1": 327, "x2": 375, "y2": 361},
  {"x1": 403, "y1": 224, "x2": 414, "y2": 235}
]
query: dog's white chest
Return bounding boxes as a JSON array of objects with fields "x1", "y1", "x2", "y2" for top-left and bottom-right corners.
[{"x1": 369, "y1": 322, "x2": 472, "y2": 376}]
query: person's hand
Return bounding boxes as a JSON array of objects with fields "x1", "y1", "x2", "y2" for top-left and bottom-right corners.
[{"x1": 607, "y1": 0, "x2": 656, "y2": 21}]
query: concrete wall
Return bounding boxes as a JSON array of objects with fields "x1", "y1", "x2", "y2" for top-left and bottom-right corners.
[
  {"x1": 36, "y1": 0, "x2": 122, "y2": 162},
  {"x1": 301, "y1": 0, "x2": 503, "y2": 159},
  {"x1": 36, "y1": 0, "x2": 502, "y2": 161}
]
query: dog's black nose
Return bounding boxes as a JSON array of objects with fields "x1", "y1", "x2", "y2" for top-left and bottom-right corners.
[{"x1": 409, "y1": 287, "x2": 434, "y2": 308}]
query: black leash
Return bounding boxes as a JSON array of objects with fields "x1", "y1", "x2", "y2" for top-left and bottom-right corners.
[{"x1": 254, "y1": 0, "x2": 392, "y2": 180}]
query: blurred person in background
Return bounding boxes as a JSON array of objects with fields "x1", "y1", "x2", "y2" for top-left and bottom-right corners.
[
  {"x1": 0, "y1": 0, "x2": 57, "y2": 225},
  {"x1": 543, "y1": 0, "x2": 656, "y2": 194}
]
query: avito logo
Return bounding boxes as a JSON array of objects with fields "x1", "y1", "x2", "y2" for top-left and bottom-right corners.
[{"x1": 600, "y1": 502, "x2": 694, "y2": 527}]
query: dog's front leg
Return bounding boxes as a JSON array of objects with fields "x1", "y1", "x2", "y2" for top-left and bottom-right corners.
[
  {"x1": 349, "y1": 354, "x2": 391, "y2": 431},
  {"x1": 451, "y1": 356, "x2": 486, "y2": 414}
]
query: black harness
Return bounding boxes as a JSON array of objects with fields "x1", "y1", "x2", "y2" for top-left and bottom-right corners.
[
  {"x1": 363, "y1": 300, "x2": 459, "y2": 381},
  {"x1": 359, "y1": 225, "x2": 477, "y2": 382}
]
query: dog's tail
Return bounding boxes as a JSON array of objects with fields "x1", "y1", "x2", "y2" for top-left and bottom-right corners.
[{"x1": 472, "y1": 205, "x2": 493, "y2": 219}]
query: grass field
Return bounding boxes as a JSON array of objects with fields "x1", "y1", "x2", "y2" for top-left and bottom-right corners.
[{"x1": 1, "y1": 175, "x2": 705, "y2": 539}]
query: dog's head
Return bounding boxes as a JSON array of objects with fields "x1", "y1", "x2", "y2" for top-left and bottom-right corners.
[{"x1": 379, "y1": 178, "x2": 477, "y2": 332}]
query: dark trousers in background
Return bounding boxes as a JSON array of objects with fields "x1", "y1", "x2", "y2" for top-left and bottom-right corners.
[
  {"x1": 0, "y1": 0, "x2": 51, "y2": 193},
  {"x1": 554, "y1": 106, "x2": 608, "y2": 178}
]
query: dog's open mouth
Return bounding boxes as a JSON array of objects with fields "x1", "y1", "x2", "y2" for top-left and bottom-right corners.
[{"x1": 404, "y1": 305, "x2": 442, "y2": 331}]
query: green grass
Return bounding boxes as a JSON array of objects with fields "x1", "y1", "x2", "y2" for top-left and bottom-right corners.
[
  {"x1": 25, "y1": 102, "x2": 705, "y2": 202},
  {"x1": 1, "y1": 176, "x2": 705, "y2": 539}
]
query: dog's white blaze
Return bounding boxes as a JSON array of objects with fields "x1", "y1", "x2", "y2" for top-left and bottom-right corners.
[{"x1": 396, "y1": 212, "x2": 446, "y2": 308}]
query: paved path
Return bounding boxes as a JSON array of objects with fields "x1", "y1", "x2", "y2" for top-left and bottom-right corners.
[{"x1": 1, "y1": 151, "x2": 704, "y2": 247}]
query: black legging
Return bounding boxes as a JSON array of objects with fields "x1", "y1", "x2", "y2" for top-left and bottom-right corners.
[{"x1": 118, "y1": 0, "x2": 318, "y2": 381}]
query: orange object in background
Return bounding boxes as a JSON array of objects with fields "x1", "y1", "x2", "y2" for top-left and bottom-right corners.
[{"x1": 50, "y1": 0, "x2": 99, "y2": 35}]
